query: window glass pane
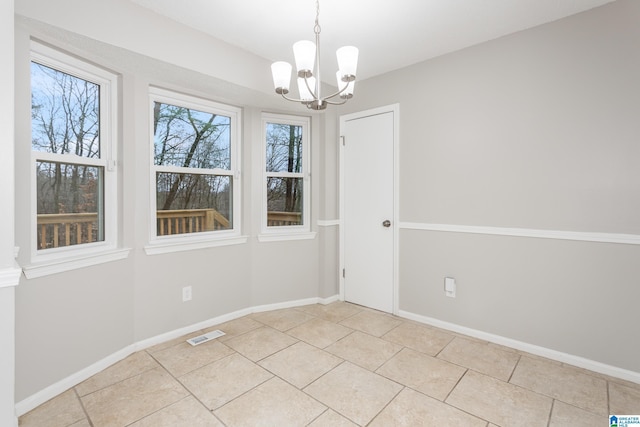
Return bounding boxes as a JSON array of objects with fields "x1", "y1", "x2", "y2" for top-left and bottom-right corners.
[
  {"x1": 267, "y1": 177, "x2": 303, "y2": 226},
  {"x1": 266, "y1": 123, "x2": 303, "y2": 173},
  {"x1": 31, "y1": 62, "x2": 101, "y2": 158},
  {"x1": 153, "y1": 102, "x2": 231, "y2": 170},
  {"x1": 36, "y1": 161, "x2": 104, "y2": 249},
  {"x1": 156, "y1": 172, "x2": 232, "y2": 235}
]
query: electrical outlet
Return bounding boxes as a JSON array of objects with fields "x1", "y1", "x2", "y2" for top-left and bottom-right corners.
[{"x1": 182, "y1": 286, "x2": 192, "y2": 302}]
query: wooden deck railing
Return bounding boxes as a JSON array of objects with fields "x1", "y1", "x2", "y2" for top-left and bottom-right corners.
[
  {"x1": 267, "y1": 211, "x2": 302, "y2": 226},
  {"x1": 156, "y1": 208, "x2": 230, "y2": 235},
  {"x1": 37, "y1": 209, "x2": 303, "y2": 249},
  {"x1": 37, "y1": 212, "x2": 99, "y2": 250}
]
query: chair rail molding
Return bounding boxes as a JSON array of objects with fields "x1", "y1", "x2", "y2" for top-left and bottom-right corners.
[{"x1": 399, "y1": 222, "x2": 640, "y2": 246}]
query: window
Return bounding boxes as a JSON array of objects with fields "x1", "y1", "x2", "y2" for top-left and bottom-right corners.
[
  {"x1": 148, "y1": 88, "x2": 243, "y2": 253},
  {"x1": 30, "y1": 43, "x2": 118, "y2": 263},
  {"x1": 260, "y1": 113, "x2": 313, "y2": 240}
]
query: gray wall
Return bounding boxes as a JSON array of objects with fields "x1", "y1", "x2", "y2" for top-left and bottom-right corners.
[
  {"x1": 339, "y1": 0, "x2": 640, "y2": 372},
  {"x1": 13, "y1": 7, "x2": 338, "y2": 401}
]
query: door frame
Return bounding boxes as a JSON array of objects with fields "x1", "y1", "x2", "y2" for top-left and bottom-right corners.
[{"x1": 339, "y1": 103, "x2": 400, "y2": 315}]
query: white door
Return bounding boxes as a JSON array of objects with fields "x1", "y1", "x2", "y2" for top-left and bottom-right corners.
[{"x1": 340, "y1": 106, "x2": 397, "y2": 313}]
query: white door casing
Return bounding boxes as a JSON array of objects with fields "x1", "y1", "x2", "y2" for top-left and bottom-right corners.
[{"x1": 340, "y1": 104, "x2": 399, "y2": 314}]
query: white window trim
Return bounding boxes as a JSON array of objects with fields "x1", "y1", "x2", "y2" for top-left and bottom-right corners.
[
  {"x1": 146, "y1": 87, "x2": 245, "y2": 254},
  {"x1": 259, "y1": 113, "x2": 314, "y2": 242},
  {"x1": 26, "y1": 42, "x2": 125, "y2": 277}
]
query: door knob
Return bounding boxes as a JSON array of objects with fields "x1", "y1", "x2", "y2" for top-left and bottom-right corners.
[{"x1": 382, "y1": 220, "x2": 391, "y2": 227}]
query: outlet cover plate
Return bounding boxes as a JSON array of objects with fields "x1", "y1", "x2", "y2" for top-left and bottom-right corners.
[{"x1": 444, "y1": 277, "x2": 456, "y2": 298}]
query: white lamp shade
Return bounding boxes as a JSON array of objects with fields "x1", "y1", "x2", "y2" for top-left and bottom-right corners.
[
  {"x1": 293, "y1": 40, "x2": 316, "y2": 74},
  {"x1": 336, "y1": 46, "x2": 359, "y2": 79},
  {"x1": 271, "y1": 61, "x2": 292, "y2": 91},
  {"x1": 336, "y1": 71, "x2": 355, "y2": 97},
  {"x1": 297, "y1": 77, "x2": 316, "y2": 101}
]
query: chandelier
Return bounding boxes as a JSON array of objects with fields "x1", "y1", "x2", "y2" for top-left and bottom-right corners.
[{"x1": 270, "y1": 0, "x2": 359, "y2": 110}]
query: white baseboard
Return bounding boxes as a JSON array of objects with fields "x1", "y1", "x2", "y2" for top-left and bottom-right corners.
[
  {"x1": 319, "y1": 294, "x2": 339, "y2": 305},
  {"x1": 15, "y1": 295, "x2": 340, "y2": 417},
  {"x1": 133, "y1": 307, "x2": 253, "y2": 352},
  {"x1": 399, "y1": 310, "x2": 640, "y2": 385},
  {"x1": 14, "y1": 345, "x2": 135, "y2": 417},
  {"x1": 252, "y1": 296, "x2": 324, "y2": 313}
]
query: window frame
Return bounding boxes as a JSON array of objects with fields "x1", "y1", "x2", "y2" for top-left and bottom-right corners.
[
  {"x1": 259, "y1": 113, "x2": 314, "y2": 241},
  {"x1": 146, "y1": 87, "x2": 245, "y2": 254},
  {"x1": 27, "y1": 42, "x2": 122, "y2": 274}
]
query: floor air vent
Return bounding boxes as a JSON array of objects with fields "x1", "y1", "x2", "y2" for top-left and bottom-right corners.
[{"x1": 186, "y1": 329, "x2": 226, "y2": 346}]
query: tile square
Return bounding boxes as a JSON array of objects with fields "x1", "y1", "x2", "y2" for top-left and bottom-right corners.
[
  {"x1": 369, "y1": 387, "x2": 486, "y2": 426},
  {"x1": 214, "y1": 377, "x2": 326, "y2": 427},
  {"x1": 304, "y1": 362, "x2": 403, "y2": 426},
  {"x1": 446, "y1": 370, "x2": 553, "y2": 427},
  {"x1": 326, "y1": 331, "x2": 403, "y2": 371},
  {"x1": 259, "y1": 341, "x2": 343, "y2": 388},
  {"x1": 297, "y1": 302, "x2": 363, "y2": 323},
  {"x1": 287, "y1": 317, "x2": 353, "y2": 348},
  {"x1": 19, "y1": 389, "x2": 86, "y2": 427},
  {"x1": 252, "y1": 307, "x2": 315, "y2": 331},
  {"x1": 382, "y1": 321, "x2": 454, "y2": 356},
  {"x1": 81, "y1": 367, "x2": 189, "y2": 427},
  {"x1": 152, "y1": 340, "x2": 234, "y2": 377},
  {"x1": 377, "y1": 347, "x2": 467, "y2": 400},
  {"x1": 307, "y1": 410, "x2": 359, "y2": 427},
  {"x1": 609, "y1": 381, "x2": 640, "y2": 414},
  {"x1": 76, "y1": 351, "x2": 160, "y2": 396},
  {"x1": 339, "y1": 310, "x2": 402, "y2": 337},
  {"x1": 224, "y1": 326, "x2": 297, "y2": 361},
  {"x1": 548, "y1": 401, "x2": 602, "y2": 427},
  {"x1": 437, "y1": 336, "x2": 520, "y2": 381},
  {"x1": 180, "y1": 353, "x2": 273, "y2": 410},
  {"x1": 510, "y1": 356, "x2": 608, "y2": 415},
  {"x1": 129, "y1": 396, "x2": 224, "y2": 427}
]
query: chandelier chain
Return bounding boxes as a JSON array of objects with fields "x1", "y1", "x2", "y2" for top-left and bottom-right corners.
[{"x1": 314, "y1": 0, "x2": 321, "y2": 35}]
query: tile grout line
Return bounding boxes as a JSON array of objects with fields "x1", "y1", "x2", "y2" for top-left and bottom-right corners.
[
  {"x1": 506, "y1": 353, "x2": 522, "y2": 383},
  {"x1": 607, "y1": 380, "x2": 611, "y2": 416},
  {"x1": 72, "y1": 387, "x2": 95, "y2": 427},
  {"x1": 74, "y1": 352, "x2": 161, "y2": 400},
  {"x1": 546, "y1": 399, "x2": 556, "y2": 427},
  {"x1": 442, "y1": 367, "x2": 469, "y2": 403},
  {"x1": 433, "y1": 335, "x2": 456, "y2": 358},
  {"x1": 363, "y1": 385, "x2": 406, "y2": 426},
  {"x1": 146, "y1": 346, "x2": 233, "y2": 426}
]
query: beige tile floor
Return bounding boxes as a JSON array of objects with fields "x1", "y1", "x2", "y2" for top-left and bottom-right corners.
[{"x1": 19, "y1": 302, "x2": 640, "y2": 426}]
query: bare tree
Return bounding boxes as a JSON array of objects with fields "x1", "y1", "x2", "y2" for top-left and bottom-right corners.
[
  {"x1": 153, "y1": 102, "x2": 231, "y2": 216},
  {"x1": 31, "y1": 62, "x2": 100, "y2": 216},
  {"x1": 266, "y1": 123, "x2": 302, "y2": 214}
]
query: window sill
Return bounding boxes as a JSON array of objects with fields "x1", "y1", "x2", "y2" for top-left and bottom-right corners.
[
  {"x1": 23, "y1": 248, "x2": 131, "y2": 279},
  {"x1": 145, "y1": 235, "x2": 248, "y2": 255},
  {"x1": 257, "y1": 231, "x2": 317, "y2": 243}
]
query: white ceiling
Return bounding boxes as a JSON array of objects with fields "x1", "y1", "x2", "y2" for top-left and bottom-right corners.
[{"x1": 128, "y1": 0, "x2": 615, "y2": 83}]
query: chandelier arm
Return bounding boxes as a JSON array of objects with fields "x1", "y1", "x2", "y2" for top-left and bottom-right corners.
[
  {"x1": 280, "y1": 92, "x2": 308, "y2": 104},
  {"x1": 302, "y1": 75, "x2": 318, "y2": 100},
  {"x1": 323, "y1": 98, "x2": 348, "y2": 106},
  {"x1": 319, "y1": 81, "x2": 353, "y2": 101}
]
